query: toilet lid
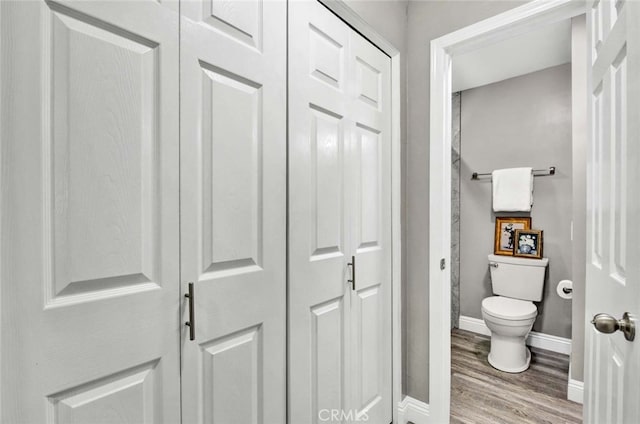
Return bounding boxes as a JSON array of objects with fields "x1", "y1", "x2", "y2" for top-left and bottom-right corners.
[{"x1": 482, "y1": 296, "x2": 537, "y2": 320}]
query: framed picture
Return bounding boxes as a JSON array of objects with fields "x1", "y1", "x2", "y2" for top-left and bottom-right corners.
[
  {"x1": 494, "y1": 217, "x2": 532, "y2": 256},
  {"x1": 514, "y1": 229, "x2": 543, "y2": 259}
]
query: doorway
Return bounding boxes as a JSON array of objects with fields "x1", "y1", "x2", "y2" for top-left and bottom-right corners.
[
  {"x1": 428, "y1": 1, "x2": 587, "y2": 422},
  {"x1": 450, "y1": 55, "x2": 581, "y2": 421}
]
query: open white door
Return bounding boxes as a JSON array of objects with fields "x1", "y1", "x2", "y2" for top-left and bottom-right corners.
[
  {"x1": 0, "y1": 1, "x2": 181, "y2": 421},
  {"x1": 179, "y1": 1, "x2": 287, "y2": 423},
  {"x1": 584, "y1": 0, "x2": 640, "y2": 422}
]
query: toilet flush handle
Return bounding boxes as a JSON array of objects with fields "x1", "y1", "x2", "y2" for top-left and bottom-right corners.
[{"x1": 489, "y1": 262, "x2": 499, "y2": 268}]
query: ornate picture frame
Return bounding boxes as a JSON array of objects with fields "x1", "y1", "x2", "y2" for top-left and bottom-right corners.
[
  {"x1": 494, "y1": 217, "x2": 532, "y2": 256},
  {"x1": 514, "y1": 229, "x2": 544, "y2": 259}
]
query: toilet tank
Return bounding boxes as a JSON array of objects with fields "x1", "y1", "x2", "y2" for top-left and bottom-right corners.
[{"x1": 488, "y1": 254, "x2": 549, "y2": 301}]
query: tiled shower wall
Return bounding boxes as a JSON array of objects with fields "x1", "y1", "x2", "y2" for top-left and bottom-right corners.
[{"x1": 451, "y1": 92, "x2": 461, "y2": 328}]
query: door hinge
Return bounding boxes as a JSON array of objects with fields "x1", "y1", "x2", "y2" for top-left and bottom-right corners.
[{"x1": 440, "y1": 258, "x2": 446, "y2": 270}]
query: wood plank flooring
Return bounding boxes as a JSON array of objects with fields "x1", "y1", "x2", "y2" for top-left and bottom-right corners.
[{"x1": 451, "y1": 329, "x2": 583, "y2": 424}]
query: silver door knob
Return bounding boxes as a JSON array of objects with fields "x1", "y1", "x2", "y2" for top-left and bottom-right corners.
[{"x1": 591, "y1": 312, "x2": 635, "y2": 341}]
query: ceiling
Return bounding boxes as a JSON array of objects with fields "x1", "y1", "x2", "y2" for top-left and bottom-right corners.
[{"x1": 452, "y1": 19, "x2": 572, "y2": 92}]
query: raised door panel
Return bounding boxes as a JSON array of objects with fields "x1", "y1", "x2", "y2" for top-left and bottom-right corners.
[
  {"x1": 48, "y1": 362, "x2": 159, "y2": 424},
  {"x1": 355, "y1": 125, "x2": 382, "y2": 251},
  {"x1": 180, "y1": 0, "x2": 286, "y2": 423},
  {"x1": 586, "y1": 325, "x2": 627, "y2": 424},
  {"x1": 205, "y1": 0, "x2": 262, "y2": 50},
  {"x1": 309, "y1": 24, "x2": 344, "y2": 90},
  {"x1": 609, "y1": 49, "x2": 627, "y2": 283},
  {"x1": 0, "y1": 1, "x2": 180, "y2": 422},
  {"x1": 310, "y1": 105, "x2": 345, "y2": 259},
  {"x1": 353, "y1": 285, "x2": 384, "y2": 416},
  {"x1": 48, "y1": 8, "x2": 161, "y2": 303},
  {"x1": 201, "y1": 326, "x2": 262, "y2": 424},
  {"x1": 311, "y1": 299, "x2": 346, "y2": 421},
  {"x1": 355, "y1": 57, "x2": 382, "y2": 110},
  {"x1": 590, "y1": 79, "x2": 605, "y2": 269},
  {"x1": 200, "y1": 63, "x2": 263, "y2": 276}
]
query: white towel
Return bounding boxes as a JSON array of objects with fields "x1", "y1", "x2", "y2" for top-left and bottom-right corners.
[{"x1": 492, "y1": 167, "x2": 533, "y2": 212}]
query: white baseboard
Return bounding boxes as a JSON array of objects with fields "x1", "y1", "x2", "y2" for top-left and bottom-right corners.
[
  {"x1": 398, "y1": 396, "x2": 429, "y2": 424},
  {"x1": 567, "y1": 378, "x2": 584, "y2": 404},
  {"x1": 458, "y1": 315, "x2": 572, "y2": 355},
  {"x1": 458, "y1": 315, "x2": 491, "y2": 337}
]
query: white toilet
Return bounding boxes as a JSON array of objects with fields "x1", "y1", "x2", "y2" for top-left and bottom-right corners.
[{"x1": 481, "y1": 254, "x2": 549, "y2": 373}]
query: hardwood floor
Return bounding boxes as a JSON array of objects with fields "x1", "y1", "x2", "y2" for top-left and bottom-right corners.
[{"x1": 451, "y1": 329, "x2": 583, "y2": 424}]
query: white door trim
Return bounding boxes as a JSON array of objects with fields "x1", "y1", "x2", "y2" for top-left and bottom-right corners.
[
  {"x1": 428, "y1": 1, "x2": 585, "y2": 422},
  {"x1": 0, "y1": 2, "x2": 3, "y2": 418},
  {"x1": 318, "y1": 1, "x2": 403, "y2": 422},
  {"x1": 398, "y1": 395, "x2": 430, "y2": 424},
  {"x1": 568, "y1": 377, "x2": 585, "y2": 404}
]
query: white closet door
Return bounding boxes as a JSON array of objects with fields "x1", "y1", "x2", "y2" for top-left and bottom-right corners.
[
  {"x1": 288, "y1": 2, "x2": 352, "y2": 422},
  {"x1": 348, "y1": 31, "x2": 392, "y2": 424},
  {"x1": 289, "y1": 2, "x2": 392, "y2": 423},
  {"x1": 179, "y1": 1, "x2": 287, "y2": 423},
  {"x1": 0, "y1": 1, "x2": 181, "y2": 422}
]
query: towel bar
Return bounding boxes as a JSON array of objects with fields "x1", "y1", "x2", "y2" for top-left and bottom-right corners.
[{"x1": 471, "y1": 166, "x2": 555, "y2": 180}]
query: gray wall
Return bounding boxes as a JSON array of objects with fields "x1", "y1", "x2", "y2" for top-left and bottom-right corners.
[
  {"x1": 459, "y1": 64, "x2": 573, "y2": 339},
  {"x1": 406, "y1": 0, "x2": 528, "y2": 403},
  {"x1": 570, "y1": 15, "x2": 587, "y2": 382},
  {"x1": 342, "y1": 0, "x2": 411, "y2": 393},
  {"x1": 342, "y1": 0, "x2": 408, "y2": 54}
]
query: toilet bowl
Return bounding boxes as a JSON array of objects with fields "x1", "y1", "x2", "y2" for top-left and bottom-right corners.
[
  {"x1": 483, "y1": 254, "x2": 549, "y2": 373},
  {"x1": 481, "y1": 296, "x2": 537, "y2": 373}
]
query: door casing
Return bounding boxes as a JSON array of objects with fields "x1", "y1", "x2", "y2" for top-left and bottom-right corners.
[{"x1": 428, "y1": 1, "x2": 587, "y2": 422}]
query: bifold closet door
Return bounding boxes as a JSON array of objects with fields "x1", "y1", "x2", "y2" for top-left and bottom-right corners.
[
  {"x1": 288, "y1": 1, "x2": 392, "y2": 422},
  {"x1": 288, "y1": 3, "x2": 352, "y2": 422},
  {"x1": 179, "y1": 1, "x2": 287, "y2": 423},
  {"x1": 348, "y1": 28, "x2": 392, "y2": 424},
  {"x1": 0, "y1": 1, "x2": 181, "y2": 422}
]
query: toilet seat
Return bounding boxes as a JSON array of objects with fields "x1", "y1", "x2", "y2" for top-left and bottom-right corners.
[{"x1": 482, "y1": 296, "x2": 537, "y2": 320}]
